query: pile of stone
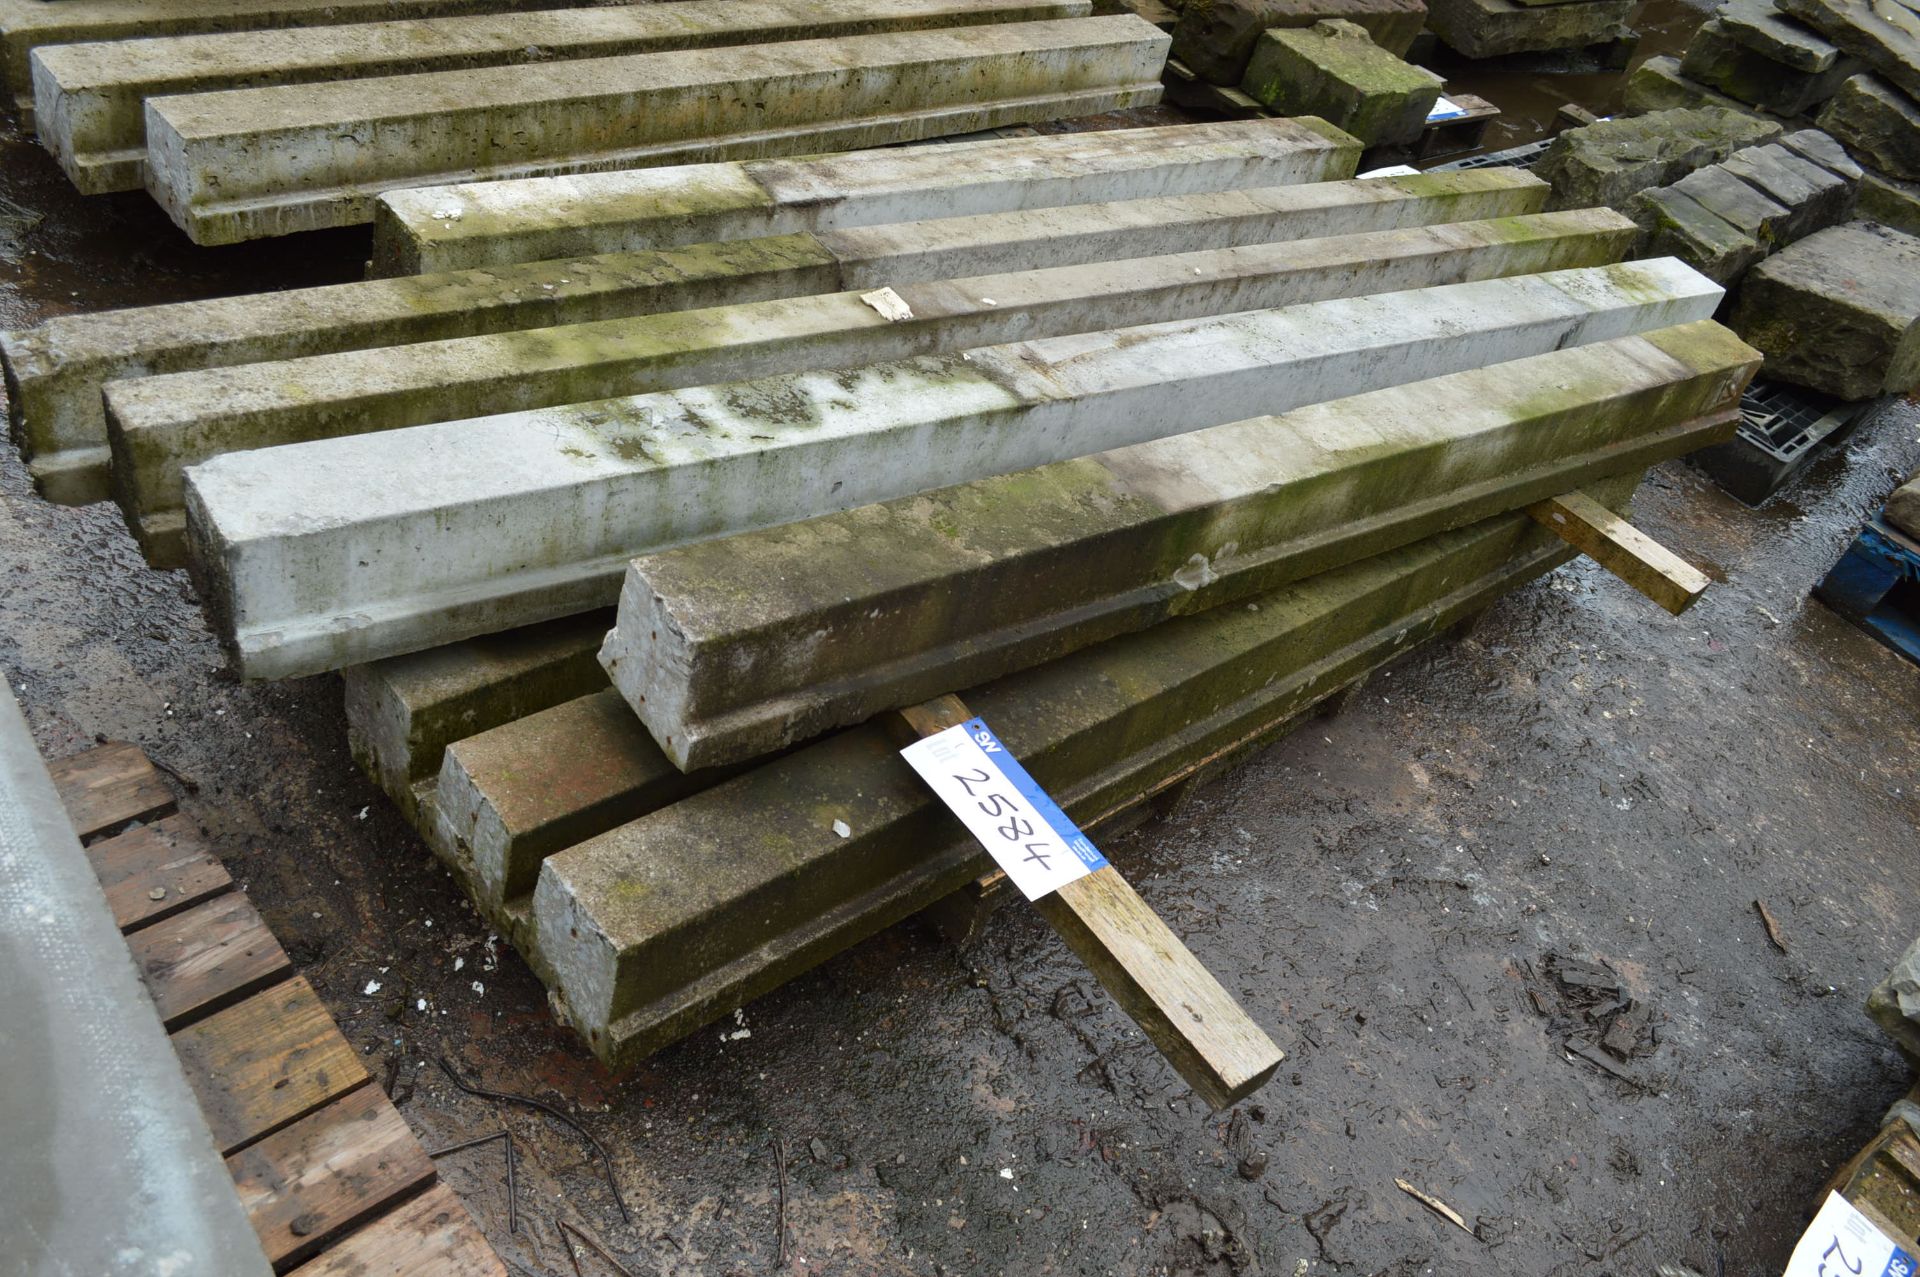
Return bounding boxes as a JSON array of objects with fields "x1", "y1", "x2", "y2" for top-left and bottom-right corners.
[
  {"x1": 0, "y1": 119, "x2": 1760, "y2": 1068},
  {"x1": 1624, "y1": 127, "x2": 1862, "y2": 282},
  {"x1": 4, "y1": 0, "x2": 1171, "y2": 242},
  {"x1": 1424, "y1": 0, "x2": 1633, "y2": 60},
  {"x1": 1625, "y1": 0, "x2": 1920, "y2": 237},
  {"x1": 1627, "y1": 0, "x2": 1859, "y2": 121}
]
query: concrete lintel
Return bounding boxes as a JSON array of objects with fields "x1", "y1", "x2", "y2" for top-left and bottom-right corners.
[
  {"x1": 529, "y1": 484, "x2": 1638, "y2": 1068},
  {"x1": 368, "y1": 116, "x2": 1362, "y2": 276},
  {"x1": 603, "y1": 321, "x2": 1757, "y2": 770},
  {"x1": 142, "y1": 17, "x2": 1172, "y2": 243},
  {"x1": 4, "y1": 167, "x2": 1526, "y2": 506},
  {"x1": 30, "y1": 0, "x2": 1092, "y2": 194},
  {"x1": 113, "y1": 208, "x2": 1627, "y2": 560},
  {"x1": 180, "y1": 259, "x2": 1720, "y2": 681}
]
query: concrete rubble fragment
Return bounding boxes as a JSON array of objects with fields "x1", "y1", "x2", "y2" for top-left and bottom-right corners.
[
  {"x1": 179, "y1": 259, "x2": 1719, "y2": 680},
  {"x1": 1169, "y1": 0, "x2": 1427, "y2": 85},
  {"x1": 600, "y1": 323, "x2": 1756, "y2": 770},
  {"x1": 1238, "y1": 19, "x2": 1443, "y2": 146},
  {"x1": 1730, "y1": 220, "x2": 1920, "y2": 398},
  {"x1": 142, "y1": 15, "x2": 1172, "y2": 243},
  {"x1": 113, "y1": 209, "x2": 1622, "y2": 563},
  {"x1": 30, "y1": 0, "x2": 1094, "y2": 195},
  {"x1": 369, "y1": 116, "x2": 1360, "y2": 275}
]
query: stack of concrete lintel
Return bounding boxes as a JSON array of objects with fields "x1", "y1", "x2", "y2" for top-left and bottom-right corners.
[
  {"x1": 10, "y1": 0, "x2": 1172, "y2": 242},
  {"x1": 0, "y1": 119, "x2": 1761, "y2": 1071}
]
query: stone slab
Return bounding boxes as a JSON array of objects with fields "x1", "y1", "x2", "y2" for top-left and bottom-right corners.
[
  {"x1": 1859, "y1": 164, "x2": 1920, "y2": 232},
  {"x1": 368, "y1": 116, "x2": 1361, "y2": 276},
  {"x1": 1424, "y1": 0, "x2": 1633, "y2": 59},
  {"x1": 1818, "y1": 73, "x2": 1920, "y2": 181},
  {"x1": 1622, "y1": 55, "x2": 1782, "y2": 120},
  {"x1": 1240, "y1": 19, "x2": 1442, "y2": 146},
  {"x1": 1779, "y1": 124, "x2": 1867, "y2": 177},
  {"x1": 31, "y1": 0, "x2": 1091, "y2": 195},
  {"x1": 4, "y1": 167, "x2": 1537, "y2": 511},
  {"x1": 603, "y1": 322, "x2": 1753, "y2": 770},
  {"x1": 1671, "y1": 162, "x2": 1796, "y2": 241},
  {"x1": 1730, "y1": 220, "x2": 1920, "y2": 397},
  {"x1": 1718, "y1": 0, "x2": 1844, "y2": 70},
  {"x1": 1535, "y1": 107, "x2": 1784, "y2": 210},
  {"x1": 112, "y1": 208, "x2": 1621, "y2": 563},
  {"x1": 1170, "y1": 0, "x2": 1426, "y2": 84},
  {"x1": 0, "y1": 0, "x2": 541, "y2": 114},
  {"x1": 342, "y1": 611, "x2": 613, "y2": 828},
  {"x1": 530, "y1": 483, "x2": 1635, "y2": 1068},
  {"x1": 1719, "y1": 141, "x2": 1859, "y2": 238},
  {"x1": 143, "y1": 16, "x2": 1172, "y2": 244},
  {"x1": 180, "y1": 258, "x2": 1718, "y2": 681},
  {"x1": 1779, "y1": 0, "x2": 1920, "y2": 100},
  {"x1": 1680, "y1": 18, "x2": 1858, "y2": 116}
]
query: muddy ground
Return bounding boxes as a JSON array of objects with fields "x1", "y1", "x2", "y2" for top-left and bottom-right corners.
[{"x1": 5, "y1": 82, "x2": 1920, "y2": 1277}]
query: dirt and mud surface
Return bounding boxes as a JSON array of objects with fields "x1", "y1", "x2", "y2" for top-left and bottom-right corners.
[{"x1": 5, "y1": 88, "x2": 1920, "y2": 1276}]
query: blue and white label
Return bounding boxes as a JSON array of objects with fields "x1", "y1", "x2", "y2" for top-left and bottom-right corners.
[
  {"x1": 1784, "y1": 1192, "x2": 1917, "y2": 1277},
  {"x1": 900, "y1": 717, "x2": 1108, "y2": 901}
]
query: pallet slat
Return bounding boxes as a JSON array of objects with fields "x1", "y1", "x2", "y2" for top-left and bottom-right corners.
[
  {"x1": 287, "y1": 1183, "x2": 506, "y2": 1277},
  {"x1": 230, "y1": 1085, "x2": 436, "y2": 1272},
  {"x1": 128, "y1": 890, "x2": 292, "y2": 1029},
  {"x1": 86, "y1": 811, "x2": 233, "y2": 932},
  {"x1": 172, "y1": 975, "x2": 368, "y2": 1155},
  {"x1": 46, "y1": 739, "x2": 174, "y2": 839}
]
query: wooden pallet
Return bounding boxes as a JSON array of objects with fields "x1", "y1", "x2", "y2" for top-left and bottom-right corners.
[{"x1": 49, "y1": 742, "x2": 506, "y2": 1277}]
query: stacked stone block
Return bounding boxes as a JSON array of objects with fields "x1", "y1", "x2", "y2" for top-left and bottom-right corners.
[
  {"x1": 1424, "y1": 0, "x2": 1633, "y2": 60},
  {"x1": 1625, "y1": 0, "x2": 1856, "y2": 122},
  {"x1": 1623, "y1": 130, "x2": 1861, "y2": 283}
]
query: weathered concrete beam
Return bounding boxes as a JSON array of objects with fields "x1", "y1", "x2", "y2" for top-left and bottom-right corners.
[
  {"x1": 142, "y1": 16, "x2": 1172, "y2": 244},
  {"x1": 110, "y1": 207, "x2": 1620, "y2": 562},
  {"x1": 602, "y1": 322, "x2": 1755, "y2": 770},
  {"x1": 342, "y1": 611, "x2": 613, "y2": 829},
  {"x1": 33, "y1": 0, "x2": 1092, "y2": 195},
  {"x1": 433, "y1": 689, "x2": 743, "y2": 915},
  {"x1": 368, "y1": 116, "x2": 1360, "y2": 276},
  {"x1": 0, "y1": 0, "x2": 556, "y2": 118},
  {"x1": 433, "y1": 324, "x2": 1746, "y2": 908},
  {"x1": 528, "y1": 480, "x2": 1638, "y2": 1069},
  {"x1": 181, "y1": 258, "x2": 1721, "y2": 680},
  {"x1": 5, "y1": 165, "x2": 1539, "y2": 508}
]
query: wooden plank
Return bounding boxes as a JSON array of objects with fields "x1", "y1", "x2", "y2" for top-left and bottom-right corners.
[
  {"x1": 86, "y1": 811, "x2": 233, "y2": 933},
  {"x1": 46, "y1": 740, "x2": 174, "y2": 839},
  {"x1": 128, "y1": 890, "x2": 292, "y2": 1030},
  {"x1": 229, "y1": 1085, "x2": 436, "y2": 1273},
  {"x1": 1528, "y1": 490, "x2": 1713, "y2": 616},
  {"x1": 896, "y1": 694, "x2": 1283, "y2": 1109},
  {"x1": 287, "y1": 1183, "x2": 506, "y2": 1277},
  {"x1": 172, "y1": 976, "x2": 368, "y2": 1155}
]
